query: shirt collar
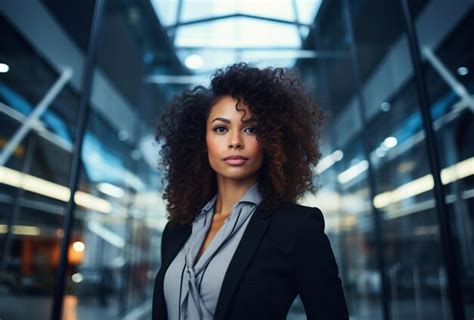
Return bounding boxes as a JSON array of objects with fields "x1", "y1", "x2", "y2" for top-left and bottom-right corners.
[
  {"x1": 197, "y1": 183, "x2": 262, "y2": 219},
  {"x1": 238, "y1": 183, "x2": 262, "y2": 206}
]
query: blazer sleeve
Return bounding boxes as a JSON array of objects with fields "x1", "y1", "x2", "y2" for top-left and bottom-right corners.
[
  {"x1": 152, "y1": 221, "x2": 171, "y2": 320},
  {"x1": 293, "y1": 208, "x2": 349, "y2": 319}
]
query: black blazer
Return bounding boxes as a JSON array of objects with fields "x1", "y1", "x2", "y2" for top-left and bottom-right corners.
[{"x1": 152, "y1": 202, "x2": 349, "y2": 320}]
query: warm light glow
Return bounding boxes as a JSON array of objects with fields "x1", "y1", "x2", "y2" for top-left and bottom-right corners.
[
  {"x1": 72, "y1": 241, "x2": 85, "y2": 252},
  {"x1": 0, "y1": 166, "x2": 112, "y2": 213},
  {"x1": 23, "y1": 174, "x2": 70, "y2": 202},
  {"x1": 0, "y1": 224, "x2": 40, "y2": 236},
  {"x1": 0, "y1": 63, "x2": 9, "y2": 73},
  {"x1": 184, "y1": 54, "x2": 204, "y2": 69},
  {"x1": 74, "y1": 191, "x2": 112, "y2": 213},
  {"x1": 441, "y1": 157, "x2": 474, "y2": 183},
  {"x1": 374, "y1": 157, "x2": 474, "y2": 208},
  {"x1": 97, "y1": 182, "x2": 125, "y2": 198}
]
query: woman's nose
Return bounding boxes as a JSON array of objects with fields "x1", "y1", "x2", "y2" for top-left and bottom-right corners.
[{"x1": 229, "y1": 131, "x2": 243, "y2": 149}]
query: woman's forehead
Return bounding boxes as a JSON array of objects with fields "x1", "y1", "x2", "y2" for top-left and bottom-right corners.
[{"x1": 208, "y1": 96, "x2": 254, "y2": 120}]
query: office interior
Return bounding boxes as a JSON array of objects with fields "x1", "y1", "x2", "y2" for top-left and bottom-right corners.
[{"x1": 0, "y1": 0, "x2": 473, "y2": 319}]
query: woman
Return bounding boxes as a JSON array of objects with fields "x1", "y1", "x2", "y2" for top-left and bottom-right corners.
[{"x1": 153, "y1": 63, "x2": 348, "y2": 320}]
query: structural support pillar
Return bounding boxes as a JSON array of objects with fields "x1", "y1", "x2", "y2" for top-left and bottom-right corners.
[
  {"x1": 50, "y1": 0, "x2": 106, "y2": 319},
  {"x1": 400, "y1": 0, "x2": 465, "y2": 319}
]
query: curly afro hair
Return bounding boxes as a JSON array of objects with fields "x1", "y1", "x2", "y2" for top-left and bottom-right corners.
[{"x1": 156, "y1": 63, "x2": 323, "y2": 225}]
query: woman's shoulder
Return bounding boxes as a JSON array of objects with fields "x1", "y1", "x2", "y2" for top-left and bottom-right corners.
[
  {"x1": 272, "y1": 201, "x2": 325, "y2": 227},
  {"x1": 265, "y1": 202, "x2": 325, "y2": 249}
]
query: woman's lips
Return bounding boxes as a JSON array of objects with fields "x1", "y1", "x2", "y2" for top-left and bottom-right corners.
[
  {"x1": 223, "y1": 156, "x2": 249, "y2": 166},
  {"x1": 224, "y1": 158, "x2": 248, "y2": 166}
]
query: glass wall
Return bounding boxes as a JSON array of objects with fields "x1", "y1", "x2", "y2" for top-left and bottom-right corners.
[
  {"x1": 0, "y1": 7, "x2": 84, "y2": 318},
  {"x1": 420, "y1": 2, "x2": 474, "y2": 317},
  {"x1": 299, "y1": 0, "x2": 473, "y2": 319},
  {"x1": 0, "y1": 1, "x2": 167, "y2": 319}
]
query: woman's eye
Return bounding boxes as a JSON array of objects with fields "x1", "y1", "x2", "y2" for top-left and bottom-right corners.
[
  {"x1": 244, "y1": 127, "x2": 258, "y2": 134},
  {"x1": 213, "y1": 126, "x2": 228, "y2": 134}
]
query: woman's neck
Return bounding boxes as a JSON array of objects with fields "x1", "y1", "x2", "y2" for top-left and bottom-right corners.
[{"x1": 214, "y1": 177, "x2": 257, "y2": 218}]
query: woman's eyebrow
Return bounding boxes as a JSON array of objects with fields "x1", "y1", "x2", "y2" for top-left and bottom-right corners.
[
  {"x1": 211, "y1": 117, "x2": 230, "y2": 124},
  {"x1": 210, "y1": 117, "x2": 257, "y2": 124}
]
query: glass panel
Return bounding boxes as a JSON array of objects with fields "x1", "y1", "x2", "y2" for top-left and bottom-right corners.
[
  {"x1": 420, "y1": 3, "x2": 474, "y2": 318},
  {"x1": 368, "y1": 79, "x2": 452, "y2": 319},
  {"x1": 59, "y1": 1, "x2": 167, "y2": 318},
  {"x1": 175, "y1": 17, "x2": 301, "y2": 48},
  {"x1": 152, "y1": 0, "x2": 323, "y2": 26},
  {"x1": 297, "y1": 0, "x2": 386, "y2": 318},
  {"x1": 0, "y1": 9, "x2": 84, "y2": 319},
  {"x1": 342, "y1": 0, "x2": 454, "y2": 318}
]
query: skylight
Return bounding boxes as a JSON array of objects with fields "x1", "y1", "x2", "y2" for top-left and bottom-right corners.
[{"x1": 150, "y1": 0, "x2": 323, "y2": 81}]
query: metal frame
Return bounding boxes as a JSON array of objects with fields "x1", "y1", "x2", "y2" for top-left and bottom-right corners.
[
  {"x1": 50, "y1": 0, "x2": 106, "y2": 319},
  {"x1": 400, "y1": 0, "x2": 466, "y2": 319},
  {"x1": 0, "y1": 68, "x2": 72, "y2": 167},
  {"x1": 166, "y1": 13, "x2": 312, "y2": 31},
  {"x1": 170, "y1": 0, "x2": 184, "y2": 44},
  {"x1": 422, "y1": 47, "x2": 474, "y2": 112},
  {"x1": 290, "y1": 0, "x2": 305, "y2": 45}
]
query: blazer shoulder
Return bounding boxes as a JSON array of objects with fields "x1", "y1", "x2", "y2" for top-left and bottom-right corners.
[
  {"x1": 266, "y1": 202, "x2": 325, "y2": 251},
  {"x1": 274, "y1": 202, "x2": 324, "y2": 226}
]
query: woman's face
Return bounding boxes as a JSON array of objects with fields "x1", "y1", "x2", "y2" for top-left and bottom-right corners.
[{"x1": 206, "y1": 95, "x2": 264, "y2": 184}]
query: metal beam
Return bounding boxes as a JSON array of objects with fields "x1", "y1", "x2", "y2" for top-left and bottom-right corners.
[
  {"x1": 170, "y1": 0, "x2": 184, "y2": 44},
  {"x1": 166, "y1": 13, "x2": 312, "y2": 31},
  {"x1": 422, "y1": 47, "x2": 474, "y2": 112},
  {"x1": 0, "y1": 68, "x2": 72, "y2": 167},
  {"x1": 50, "y1": 0, "x2": 106, "y2": 319},
  {"x1": 291, "y1": 0, "x2": 305, "y2": 45},
  {"x1": 400, "y1": 0, "x2": 466, "y2": 319}
]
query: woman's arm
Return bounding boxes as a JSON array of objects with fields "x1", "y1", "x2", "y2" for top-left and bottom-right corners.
[{"x1": 293, "y1": 208, "x2": 349, "y2": 319}]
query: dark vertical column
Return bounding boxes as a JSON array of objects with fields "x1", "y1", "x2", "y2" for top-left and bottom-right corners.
[
  {"x1": 50, "y1": 0, "x2": 106, "y2": 319},
  {"x1": 399, "y1": 1, "x2": 465, "y2": 319},
  {"x1": 341, "y1": 1, "x2": 391, "y2": 319}
]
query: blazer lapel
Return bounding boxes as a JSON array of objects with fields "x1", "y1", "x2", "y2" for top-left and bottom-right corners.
[
  {"x1": 214, "y1": 205, "x2": 272, "y2": 320},
  {"x1": 153, "y1": 223, "x2": 191, "y2": 320},
  {"x1": 165, "y1": 223, "x2": 192, "y2": 267}
]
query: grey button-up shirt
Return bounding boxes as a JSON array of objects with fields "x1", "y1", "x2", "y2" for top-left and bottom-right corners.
[{"x1": 163, "y1": 183, "x2": 262, "y2": 320}]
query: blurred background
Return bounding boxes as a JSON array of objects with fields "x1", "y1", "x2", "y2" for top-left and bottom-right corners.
[{"x1": 0, "y1": 0, "x2": 473, "y2": 319}]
